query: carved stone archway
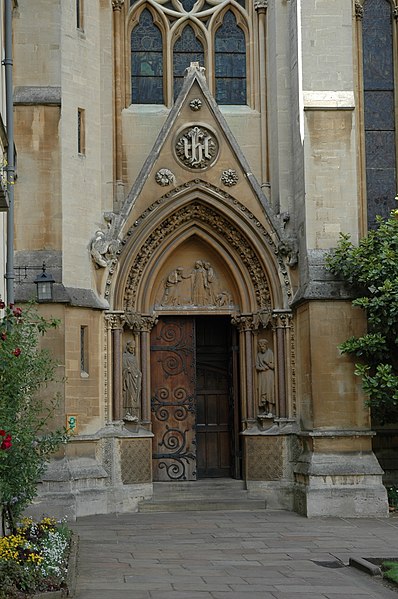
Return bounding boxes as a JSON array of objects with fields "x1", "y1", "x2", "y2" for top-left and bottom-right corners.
[{"x1": 106, "y1": 186, "x2": 295, "y2": 482}]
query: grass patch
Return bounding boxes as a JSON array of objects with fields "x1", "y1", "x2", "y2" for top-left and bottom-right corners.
[{"x1": 383, "y1": 561, "x2": 398, "y2": 585}]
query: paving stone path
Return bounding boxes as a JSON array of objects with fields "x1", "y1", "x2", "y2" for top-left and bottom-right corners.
[{"x1": 72, "y1": 510, "x2": 398, "y2": 598}]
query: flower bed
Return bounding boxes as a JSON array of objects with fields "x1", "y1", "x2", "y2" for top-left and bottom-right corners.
[{"x1": 0, "y1": 517, "x2": 74, "y2": 598}]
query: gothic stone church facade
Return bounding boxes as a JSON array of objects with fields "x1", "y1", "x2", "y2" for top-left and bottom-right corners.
[{"x1": 11, "y1": 0, "x2": 398, "y2": 518}]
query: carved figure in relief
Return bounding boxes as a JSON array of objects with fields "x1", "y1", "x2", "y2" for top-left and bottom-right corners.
[
  {"x1": 203, "y1": 261, "x2": 216, "y2": 304},
  {"x1": 122, "y1": 340, "x2": 142, "y2": 421},
  {"x1": 191, "y1": 260, "x2": 208, "y2": 305},
  {"x1": 160, "y1": 261, "x2": 232, "y2": 307},
  {"x1": 256, "y1": 338, "x2": 275, "y2": 416},
  {"x1": 161, "y1": 267, "x2": 185, "y2": 306}
]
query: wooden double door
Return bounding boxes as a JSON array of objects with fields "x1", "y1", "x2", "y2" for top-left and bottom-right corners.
[{"x1": 150, "y1": 316, "x2": 240, "y2": 481}]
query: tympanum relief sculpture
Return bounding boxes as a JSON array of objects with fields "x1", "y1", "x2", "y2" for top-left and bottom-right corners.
[{"x1": 160, "y1": 261, "x2": 232, "y2": 308}]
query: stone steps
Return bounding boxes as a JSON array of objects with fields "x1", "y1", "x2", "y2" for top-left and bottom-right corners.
[{"x1": 138, "y1": 479, "x2": 267, "y2": 512}]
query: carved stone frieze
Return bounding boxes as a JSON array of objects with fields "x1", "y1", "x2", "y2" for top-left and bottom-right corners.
[
  {"x1": 175, "y1": 126, "x2": 218, "y2": 170},
  {"x1": 160, "y1": 261, "x2": 232, "y2": 308},
  {"x1": 155, "y1": 169, "x2": 175, "y2": 187},
  {"x1": 122, "y1": 203, "x2": 271, "y2": 311}
]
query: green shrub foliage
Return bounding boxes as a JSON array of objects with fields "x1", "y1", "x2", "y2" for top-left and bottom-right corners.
[
  {"x1": 0, "y1": 303, "x2": 67, "y2": 535},
  {"x1": 326, "y1": 212, "x2": 398, "y2": 424}
]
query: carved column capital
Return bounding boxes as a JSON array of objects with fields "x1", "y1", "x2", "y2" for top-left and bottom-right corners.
[
  {"x1": 124, "y1": 310, "x2": 144, "y2": 333},
  {"x1": 105, "y1": 311, "x2": 126, "y2": 330},
  {"x1": 254, "y1": 0, "x2": 268, "y2": 12},
  {"x1": 231, "y1": 313, "x2": 257, "y2": 332},
  {"x1": 394, "y1": 5, "x2": 398, "y2": 19},
  {"x1": 354, "y1": 0, "x2": 364, "y2": 20},
  {"x1": 112, "y1": 0, "x2": 124, "y2": 11},
  {"x1": 140, "y1": 314, "x2": 159, "y2": 333},
  {"x1": 272, "y1": 310, "x2": 292, "y2": 329},
  {"x1": 124, "y1": 311, "x2": 158, "y2": 333}
]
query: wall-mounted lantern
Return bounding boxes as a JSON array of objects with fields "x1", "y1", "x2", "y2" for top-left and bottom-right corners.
[{"x1": 34, "y1": 263, "x2": 55, "y2": 302}]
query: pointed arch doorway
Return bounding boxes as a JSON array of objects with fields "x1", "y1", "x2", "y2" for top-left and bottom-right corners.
[{"x1": 150, "y1": 315, "x2": 241, "y2": 482}]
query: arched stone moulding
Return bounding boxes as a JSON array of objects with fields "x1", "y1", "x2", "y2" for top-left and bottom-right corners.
[{"x1": 108, "y1": 181, "x2": 292, "y2": 314}]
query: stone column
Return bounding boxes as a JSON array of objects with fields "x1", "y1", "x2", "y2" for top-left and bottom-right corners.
[
  {"x1": 272, "y1": 310, "x2": 292, "y2": 418},
  {"x1": 105, "y1": 311, "x2": 126, "y2": 422},
  {"x1": 232, "y1": 314, "x2": 257, "y2": 427},
  {"x1": 139, "y1": 315, "x2": 158, "y2": 427},
  {"x1": 112, "y1": 0, "x2": 125, "y2": 210},
  {"x1": 254, "y1": 0, "x2": 270, "y2": 191}
]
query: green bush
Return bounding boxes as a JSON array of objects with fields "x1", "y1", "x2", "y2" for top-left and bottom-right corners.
[
  {"x1": 326, "y1": 210, "x2": 398, "y2": 424},
  {"x1": 0, "y1": 302, "x2": 68, "y2": 535}
]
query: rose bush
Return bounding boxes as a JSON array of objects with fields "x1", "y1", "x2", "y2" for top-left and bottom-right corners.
[{"x1": 0, "y1": 303, "x2": 68, "y2": 535}]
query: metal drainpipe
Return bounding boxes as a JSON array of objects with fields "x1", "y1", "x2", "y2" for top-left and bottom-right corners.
[{"x1": 4, "y1": 0, "x2": 15, "y2": 306}]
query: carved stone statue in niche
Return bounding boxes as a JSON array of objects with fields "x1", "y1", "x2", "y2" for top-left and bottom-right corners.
[
  {"x1": 160, "y1": 261, "x2": 232, "y2": 307},
  {"x1": 122, "y1": 339, "x2": 142, "y2": 421},
  {"x1": 256, "y1": 338, "x2": 275, "y2": 416}
]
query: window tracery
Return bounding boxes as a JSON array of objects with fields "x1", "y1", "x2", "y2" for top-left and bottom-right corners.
[
  {"x1": 361, "y1": 0, "x2": 398, "y2": 227},
  {"x1": 129, "y1": 0, "x2": 249, "y2": 106},
  {"x1": 131, "y1": 8, "x2": 164, "y2": 104}
]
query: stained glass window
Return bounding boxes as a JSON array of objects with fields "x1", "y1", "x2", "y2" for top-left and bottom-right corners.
[
  {"x1": 362, "y1": 0, "x2": 397, "y2": 228},
  {"x1": 131, "y1": 9, "x2": 164, "y2": 104},
  {"x1": 173, "y1": 26, "x2": 204, "y2": 99},
  {"x1": 215, "y1": 11, "x2": 246, "y2": 105}
]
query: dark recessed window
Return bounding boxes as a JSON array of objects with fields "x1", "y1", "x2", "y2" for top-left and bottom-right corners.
[
  {"x1": 215, "y1": 11, "x2": 246, "y2": 105},
  {"x1": 173, "y1": 26, "x2": 204, "y2": 100},
  {"x1": 362, "y1": 0, "x2": 397, "y2": 228},
  {"x1": 77, "y1": 0, "x2": 84, "y2": 31},
  {"x1": 131, "y1": 9, "x2": 164, "y2": 104},
  {"x1": 80, "y1": 326, "x2": 89, "y2": 375},
  {"x1": 77, "y1": 108, "x2": 85, "y2": 155}
]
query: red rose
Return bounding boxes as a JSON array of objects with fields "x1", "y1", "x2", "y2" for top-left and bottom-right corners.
[
  {"x1": 1, "y1": 434, "x2": 12, "y2": 450},
  {"x1": 0, "y1": 301, "x2": 5, "y2": 309},
  {"x1": 1, "y1": 332, "x2": 6, "y2": 341},
  {"x1": 12, "y1": 307, "x2": 22, "y2": 317},
  {"x1": 0, "y1": 430, "x2": 5, "y2": 436},
  {"x1": 12, "y1": 348, "x2": 21, "y2": 357}
]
